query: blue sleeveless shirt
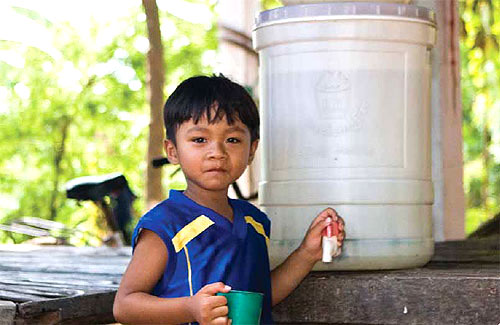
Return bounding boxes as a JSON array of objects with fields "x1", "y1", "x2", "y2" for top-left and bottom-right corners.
[{"x1": 131, "y1": 190, "x2": 273, "y2": 324}]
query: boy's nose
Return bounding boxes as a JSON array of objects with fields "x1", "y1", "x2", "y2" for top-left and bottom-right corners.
[{"x1": 208, "y1": 142, "x2": 228, "y2": 159}]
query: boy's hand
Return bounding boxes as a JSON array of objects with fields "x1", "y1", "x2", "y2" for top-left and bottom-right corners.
[
  {"x1": 188, "y1": 282, "x2": 232, "y2": 325},
  {"x1": 297, "y1": 208, "x2": 345, "y2": 264}
]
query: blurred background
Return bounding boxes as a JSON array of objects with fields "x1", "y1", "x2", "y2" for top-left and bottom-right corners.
[{"x1": 0, "y1": 0, "x2": 498, "y2": 246}]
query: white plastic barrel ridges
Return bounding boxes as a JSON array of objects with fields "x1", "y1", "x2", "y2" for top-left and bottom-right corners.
[{"x1": 253, "y1": 2, "x2": 436, "y2": 270}]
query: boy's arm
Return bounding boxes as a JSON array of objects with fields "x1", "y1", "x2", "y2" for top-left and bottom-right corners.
[
  {"x1": 113, "y1": 229, "x2": 230, "y2": 324},
  {"x1": 270, "y1": 208, "x2": 344, "y2": 306},
  {"x1": 270, "y1": 246, "x2": 316, "y2": 306}
]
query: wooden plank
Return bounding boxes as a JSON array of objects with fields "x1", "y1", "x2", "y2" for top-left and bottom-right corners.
[
  {"x1": 17, "y1": 291, "x2": 116, "y2": 324},
  {"x1": 0, "y1": 244, "x2": 131, "y2": 255},
  {"x1": 1, "y1": 243, "x2": 498, "y2": 324},
  {"x1": 273, "y1": 265, "x2": 500, "y2": 325},
  {"x1": 14, "y1": 310, "x2": 61, "y2": 325},
  {"x1": 0, "y1": 254, "x2": 129, "y2": 274},
  {"x1": 0, "y1": 272, "x2": 122, "y2": 302},
  {"x1": 0, "y1": 276, "x2": 119, "y2": 289},
  {"x1": 0, "y1": 245, "x2": 129, "y2": 304},
  {"x1": 0, "y1": 245, "x2": 131, "y2": 275},
  {"x1": 0, "y1": 263, "x2": 126, "y2": 276},
  {"x1": 0, "y1": 284, "x2": 82, "y2": 299},
  {"x1": 0, "y1": 300, "x2": 16, "y2": 325},
  {"x1": 0, "y1": 290, "x2": 45, "y2": 303}
]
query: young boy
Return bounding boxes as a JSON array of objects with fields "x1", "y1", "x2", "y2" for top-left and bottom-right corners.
[{"x1": 113, "y1": 75, "x2": 345, "y2": 324}]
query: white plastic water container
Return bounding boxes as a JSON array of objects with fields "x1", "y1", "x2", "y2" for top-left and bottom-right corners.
[{"x1": 253, "y1": 2, "x2": 436, "y2": 270}]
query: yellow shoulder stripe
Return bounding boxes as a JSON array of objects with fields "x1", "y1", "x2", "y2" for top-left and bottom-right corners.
[
  {"x1": 245, "y1": 216, "x2": 270, "y2": 248},
  {"x1": 172, "y1": 215, "x2": 215, "y2": 253}
]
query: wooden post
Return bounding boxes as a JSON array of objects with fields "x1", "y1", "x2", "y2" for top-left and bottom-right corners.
[
  {"x1": 412, "y1": 0, "x2": 465, "y2": 241},
  {"x1": 142, "y1": 0, "x2": 165, "y2": 210},
  {"x1": 217, "y1": 0, "x2": 260, "y2": 202}
]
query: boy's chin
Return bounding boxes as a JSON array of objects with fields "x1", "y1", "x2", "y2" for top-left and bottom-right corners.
[
  {"x1": 189, "y1": 176, "x2": 242, "y2": 193},
  {"x1": 198, "y1": 182, "x2": 232, "y2": 193}
]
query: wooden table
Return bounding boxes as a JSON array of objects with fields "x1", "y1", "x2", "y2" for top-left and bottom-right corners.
[
  {"x1": 0, "y1": 238, "x2": 498, "y2": 324},
  {"x1": 274, "y1": 237, "x2": 500, "y2": 325},
  {"x1": 0, "y1": 245, "x2": 130, "y2": 324}
]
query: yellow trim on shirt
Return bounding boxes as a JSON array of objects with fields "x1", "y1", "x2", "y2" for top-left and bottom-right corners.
[
  {"x1": 245, "y1": 216, "x2": 270, "y2": 248},
  {"x1": 172, "y1": 215, "x2": 215, "y2": 253},
  {"x1": 183, "y1": 247, "x2": 194, "y2": 325},
  {"x1": 183, "y1": 246, "x2": 194, "y2": 296}
]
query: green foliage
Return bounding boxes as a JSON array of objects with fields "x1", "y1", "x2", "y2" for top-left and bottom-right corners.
[
  {"x1": 261, "y1": 0, "x2": 283, "y2": 10},
  {"x1": 0, "y1": 2, "x2": 217, "y2": 245},
  {"x1": 460, "y1": 0, "x2": 500, "y2": 235},
  {"x1": 1, "y1": 0, "x2": 497, "y2": 244}
]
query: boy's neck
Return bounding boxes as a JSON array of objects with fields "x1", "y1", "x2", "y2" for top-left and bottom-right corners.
[{"x1": 183, "y1": 187, "x2": 234, "y2": 222}]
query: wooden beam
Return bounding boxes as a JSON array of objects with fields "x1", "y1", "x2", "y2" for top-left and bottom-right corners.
[
  {"x1": 17, "y1": 292, "x2": 116, "y2": 324},
  {"x1": 1, "y1": 243, "x2": 497, "y2": 324},
  {"x1": 273, "y1": 238, "x2": 499, "y2": 324},
  {"x1": 273, "y1": 264, "x2": 499, "y2": 324},
  {"x1": 412, "y1": 0, "x2": 465, "y2": 241},
  {"x1": 218, "y1": 24, "x2": 257, "y2": 57},
  {"x1": 0, "y1": 300, "x2": 16, "y2": 324}
]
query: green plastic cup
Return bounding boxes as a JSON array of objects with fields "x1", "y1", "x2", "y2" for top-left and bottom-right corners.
[{"x1": 217, "y1": 290, "x2": 263, "y2": 324}]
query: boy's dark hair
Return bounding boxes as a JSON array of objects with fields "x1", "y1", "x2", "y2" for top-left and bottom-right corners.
[{"x1": 163, "y1": 74, "x2": 259, "y2": 144}]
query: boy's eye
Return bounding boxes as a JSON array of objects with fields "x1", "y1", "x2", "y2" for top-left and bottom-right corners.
[
  {"x1": 192, "y1": 137, "x2": 206, "y2": 143},
  {"x1": 227, "y1": 137, "x2": 241, "y2": 143}
]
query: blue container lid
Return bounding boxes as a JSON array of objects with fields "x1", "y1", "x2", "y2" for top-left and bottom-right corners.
[{"x1": 255, "y1": 2, "x2": 436, "y2": 28}]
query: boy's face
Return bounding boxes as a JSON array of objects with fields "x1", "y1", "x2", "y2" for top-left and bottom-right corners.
[{"x1": 164, "y1": 113, "x2": 258, "y2": 195}]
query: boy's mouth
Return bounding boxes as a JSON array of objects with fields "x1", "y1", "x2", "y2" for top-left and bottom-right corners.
[{"x1": 206, "y1": 168, "x2": 227, "y2": 173}]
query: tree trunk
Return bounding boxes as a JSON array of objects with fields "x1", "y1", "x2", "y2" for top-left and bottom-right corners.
[
  {"x1": 49, "y1": 116, "x2": 71, "y2": 220},
  {"x1": 142, "y1": 0, "x2": 165, "y2": 209}
]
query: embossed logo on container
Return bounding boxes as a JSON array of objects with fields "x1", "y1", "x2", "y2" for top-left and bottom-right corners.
[{"x1": 314, "y1": 71, "x2": 366, "y2": 136}]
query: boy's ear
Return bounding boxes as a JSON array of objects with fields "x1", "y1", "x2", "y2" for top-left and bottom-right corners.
[
  {"x1": 164, "y1": 139, "x2": 179, "y2": 164},
  {"x1": 248, "y1": 139, "x2": 259, "y2": 165}
]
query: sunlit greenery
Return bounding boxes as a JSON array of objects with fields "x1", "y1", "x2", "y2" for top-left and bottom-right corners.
[
  {"x1": 262, "y1": 0, "x2": 283, "y2": 10},
  {"x1": 0, "y1": 1, "x2": 217, "y2": 245},
  {"x1": 460, "y1": 0, "x2": 500, "y2": 235},
  {"x1": 0, "y1": 0, "x2": 497, "y2": 245}
]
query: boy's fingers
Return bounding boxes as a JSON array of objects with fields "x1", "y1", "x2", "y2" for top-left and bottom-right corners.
[
  {"x1": 310, "y1": 208, "x2": 338, "y2": 229},
  {"x1": 210, "y1": 295, "x2": 228, "y2": 307},
  {"x1": 337, "y1": 231, "x2": 345, "y2": 242},
  {"x1": 338, "y1": 233, "x2": 345, "y2": 247},
  {"x1": 318, "y1": 208, "x2": 338, "y2": 220},
  {"x1": 309, "y1": 215, "x2": 327, "y2": 230},
  {"x1": 309, "y1": 215, "x2": 333, "y2": 238},
  {"x1": 212, "y1": 316, "x2": 229, "y2": 325},
  {"x1": 199, "y1": 282, "x2": 231, "y2": 296},
  {"x1": 337, "y1": 216, "x2": 345, "y2": 230},
  {"x1": 198, "y1": 282, "x2": 222, "y2": 295},
  {"x1": 212, "y1": 305, "x2": 229, "y2": 318}
]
